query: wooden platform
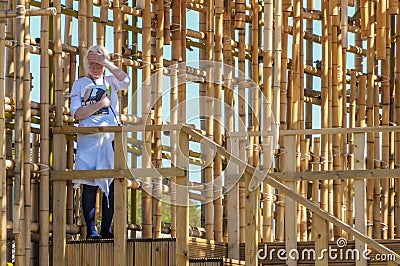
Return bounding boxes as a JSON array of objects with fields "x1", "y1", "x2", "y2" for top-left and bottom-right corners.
[{"x1": 65, "y1": 237, "x2": 400, "y2": 265}]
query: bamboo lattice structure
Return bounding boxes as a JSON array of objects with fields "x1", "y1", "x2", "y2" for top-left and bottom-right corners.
[{"x1": 2, "y1": 0, "x2": 400, "y2": 265}]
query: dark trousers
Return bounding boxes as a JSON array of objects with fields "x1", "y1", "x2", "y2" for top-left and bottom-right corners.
[{"x1": 82, "y1": 181, "x2": 114, "y2": 237}]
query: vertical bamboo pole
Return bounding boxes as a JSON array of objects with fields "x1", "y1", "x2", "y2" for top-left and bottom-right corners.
[
  {"x1": 142, "y1": 0, "x2": 153, "y2": 239},
  {"x1": 22, "y1": 1, "x2": 32, "y2": 263},
  {"x1": 341, "y1": 0, "x2": 348, "y2": 49},
  {"x1": 297, "y1": 0, "x2": 307, "y2": 241},
  {"x1": 371, "y1": 1, "x2": 381, "y2": 238},
  {"x1": 223, "y1": 0, "x2": 238, "y2": 258},
  {"x1": 32, "y1": 134, "x2": 40, "y2": 263},
  {"x1": 152, "y1": 0, "x2": 164, "y2": 239},
  {"x1": 78, "y1": 0, "x2": 87, "y2": 77},
  {"x1": 53, "y1": 0, "x2": 67, "y2": 264},
  {"x1": 376, "y1": 0, "x2": 386, "y2": 60},
  {"x1": 277, "y1": 0, "x2": 290, "y2": 242},
  {"x1": 332, "y1": 22, "x2": 343, "y2": 239},
  {"x1": 360, "y1": 0, "x2": 368, "y2": 38},
  {"x1": 305, "y1": 0, "x2": 314, "y2": 133},
  {"x1": 389, "y1": 0, "x2": 399, "y2": 14},
  {"x1": 130, "y1": 0, "x2": 138, "y2": 239},
  {"x1": 199, "y1": 0, "x2": 206, "y2": 232},
  {"x1": 346, "y1": 70, "x2": 357, "y2": 237},
  {"x1": 176, "y1": 2, "x2": 188, "y2": 263},
  {"x1": 381, "y1": 15, "x2": 391, "y2": 240},
  {"x1": 0, "y1": 0, "x2": 6, "y2": 263},
  {"x1": 250, "y1": 0, "x2": 260, "y2": 191},
  {"x1": 364, "y1": 0, "x2": 376, "y2": 239},
  {"x1": 114, "y1": 0, "x2": 127, "y2": 264},
  {"x1": 354, "y1": 132, "x2": 367, "y2": 266},
  {"x1": 87, "y1": 0, "x2": 93, "y2": 47},
  {"x1": 262, "y1": 0, "x2": 273, "y2": 243},
  {"x1": 63, "y1": 0, "x2": 74, "y2": 230},
  {"x1": 373, "y1": 74, "x2": 381, "y2": 237},
  {"x1": 176, "y1": 130, "x2": 189, "y2": 266},
  {"x1": 114, "y1": 132, "x2": 127, "y2": 266},
  {"x1": 14, "y1": 4, "x2": 25, "y2": 265},
  {"x1": 164, "y1": 0, "x2": 171, "y2": 44},
  {"x1": 97, "y1": 0, "x2": 108, "y2": 46},
  {"x1": 284, "y1": 135, "x2": 297, "y2": 266},
  {"x1": 205, "y1": 0, "x2": 215, "y2": 241},
  {"x1": 170, "y1": 0, "x2": 183, "y2": 240},
  {"x1": 5, "y1": 2, "x2": 14, "y2": 260},
  {"x1": 235, "y1": 0, "x2": 246, "y2": 242},
  {"x1": 170, "y1": 62, "x2": 178, "y2": 239},
  {"x1": 292, "y1": 0, "x2": 301, "y2": 242},
  {"x1": 311, "y1": 137, "x2": 320, "y2": 241},
  {"x1": 272, "y1": 0, "x2": 282, "y2": 242},
  {"x1": 320, "y1": 0, "x2": 330, "y2": 245},
  {"x1": 40, "y1": 0, "x2": 51, "y2": 263},
  {"x1": 214, "y1": 0, "x2": 223, "y2": 242},
  {"x1": 245, "y1": 129, "x2": 258, "y2": 266},
  {"x1": 388, "y1": 13, "x2": 396, "y2": 240},
  {"x1": 305, "y1": 0, "x2": 319, "y2": 239},
  {"x1": 396, "y1": 7, "x2": 400, "y2": 239},
  {"x1": 327, "y1": 0, "x2": 334, "y2": 240}
]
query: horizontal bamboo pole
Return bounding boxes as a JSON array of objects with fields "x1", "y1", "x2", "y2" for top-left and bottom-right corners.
[
  {"x1": 6, "y1": 221, "x2": 80, "y2": 234},
  {"x1": 0, "y1": 7, "x2": 56, "y2": 18},
  {"x1": 228, "y1": 125, "x2": 400, "y2": 138},
  {"x1": 51, "y1": 168, "x2": 185, "y2": 180},
  {"x1": 271, "y1": 169, "x2": 400, "y2": 181}
]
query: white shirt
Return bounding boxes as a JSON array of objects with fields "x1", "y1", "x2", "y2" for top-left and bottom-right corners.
[{"x1": 70, "y1": 74, "x2": 131, "y2": 196}]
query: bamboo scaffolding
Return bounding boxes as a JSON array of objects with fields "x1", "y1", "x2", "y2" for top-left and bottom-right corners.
[{"x1": 5, "y1": 0, "x2": 400, "y2": 265}]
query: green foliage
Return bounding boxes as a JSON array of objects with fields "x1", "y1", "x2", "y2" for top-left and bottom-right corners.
[{"x1": 128, "y1": 190, "x2": 201, "y2": 227}]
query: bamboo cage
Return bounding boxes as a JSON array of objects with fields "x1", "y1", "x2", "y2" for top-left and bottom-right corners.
[{"x1": 4, "y1": 0, "x2": 400, "y2": 265}]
